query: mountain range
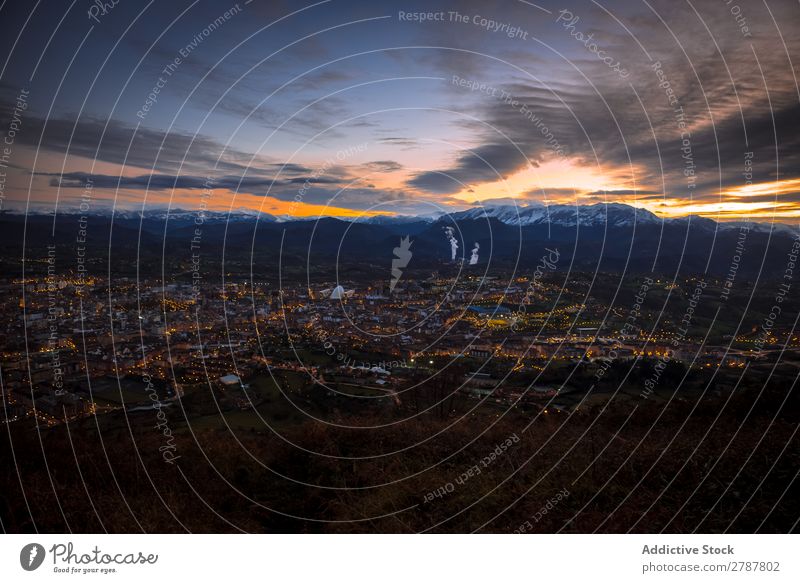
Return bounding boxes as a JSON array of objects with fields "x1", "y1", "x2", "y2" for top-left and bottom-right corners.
[{"x1": 2, "y1": 203, "x2": 797, "y2": 279}]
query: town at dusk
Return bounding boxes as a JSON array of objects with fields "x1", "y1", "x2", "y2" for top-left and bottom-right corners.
[{"x1": 0, "y1": 1, "x2": 797, "y2": 580}]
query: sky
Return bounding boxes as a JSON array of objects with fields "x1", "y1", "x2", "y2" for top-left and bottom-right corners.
[{"x1": 0, "y1": 0, "x2": 799, "y2": 221}]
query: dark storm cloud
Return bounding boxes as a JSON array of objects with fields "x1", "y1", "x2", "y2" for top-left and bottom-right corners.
[
  {"x1": 406, "y1": 0, "x2": 800, "y2": 202},
  {"x1": 3, "y1": 0, "x2": 798, "y2": 217},
  {"x1": 408, "y1": 142, "x2": 531, "y2": 193},
  {"x1": 6, "y1": 115, "x2": 258, "y2": 175},
  {"x1": 359, "y1": 160, "x2": 403, "y2": 173},
  {"x1": 39, "y1": 171, "x2": 344, "y2": 192},
  {"x1": 36, "y1": 166, "x2": 416, "y2": 213},
  {"x1": 3, "y1": 114, "x2": 328, "y2": 180},
  {"x1": 377, "y1": 137, "x2": 420, "y2": 149}
]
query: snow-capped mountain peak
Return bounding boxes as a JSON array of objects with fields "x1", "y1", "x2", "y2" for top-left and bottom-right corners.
[{"x1": 444, "y1": 202, "x2": 667, "y2": 228}]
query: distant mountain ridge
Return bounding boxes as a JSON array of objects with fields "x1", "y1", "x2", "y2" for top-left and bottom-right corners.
[
  {"x1": 444, "y1": 203, "x2": 799, "y2": 234},
  {"x1": 4, "y1": 202, "x2": 798, "y2": 279},
  {"x1": 13, "y1": 202, "x2": 797, "y2": 234}
]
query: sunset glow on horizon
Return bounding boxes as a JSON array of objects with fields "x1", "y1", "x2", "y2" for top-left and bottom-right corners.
[{"x1": 1, "y1": 0, "x2": 797, "y2": 224}]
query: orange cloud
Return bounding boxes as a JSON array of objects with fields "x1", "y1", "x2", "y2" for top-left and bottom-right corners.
[{"x1": 160, "y1": 189, "x2": 391, "y2": 219}]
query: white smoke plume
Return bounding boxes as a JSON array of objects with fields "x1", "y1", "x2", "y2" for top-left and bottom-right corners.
[
  {"x1": 443, "y1": 226, "x2": 458, "y2": 261},
  {"x1": 469, "y1": 242, "x2": 480, "y2": 265}
]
